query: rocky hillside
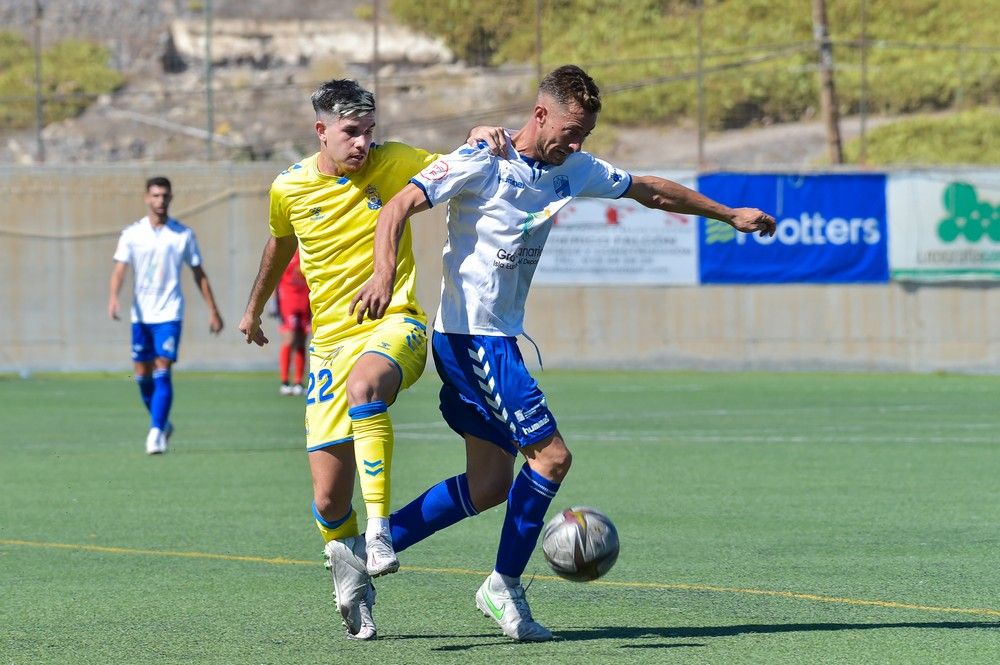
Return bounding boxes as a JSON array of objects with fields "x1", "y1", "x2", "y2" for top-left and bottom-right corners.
[
  {"x1": 1, "y1": 0, "x2": 541, "y2": 164},
  {"x1": 0, "y1": 0, "x2": 865, "y2": 168}
]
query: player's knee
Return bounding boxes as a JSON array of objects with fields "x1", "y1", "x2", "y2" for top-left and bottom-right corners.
[
  {"x1": 537, "y1": 440, "x2": 572, "y2": 482},
  {"x1": 551, "y1": 447, "x2": 573, "y2": 481},
  {"x1": 345, "y1": 375, "x2": 378, "y2": 406}
]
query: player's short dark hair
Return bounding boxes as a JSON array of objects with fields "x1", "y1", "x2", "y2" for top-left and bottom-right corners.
[
  {"x1": 311, "y1": 79, "x2": 376, "y2": 120},
  {"x1": 539, "y1": 65, "x2": 601, "y2": 113},
  {"x1": 146, "y1": 176, "x2": 171, "y2": 192}
]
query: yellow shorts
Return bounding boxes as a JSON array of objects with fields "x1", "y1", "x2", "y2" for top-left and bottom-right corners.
[{"x1": 304, "y1": 314, "x2": 428, "y2": 452}]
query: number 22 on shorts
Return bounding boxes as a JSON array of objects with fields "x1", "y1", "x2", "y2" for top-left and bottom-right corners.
[{"x1": 306, "y1": 368, "x2": 334, "y2": 404}]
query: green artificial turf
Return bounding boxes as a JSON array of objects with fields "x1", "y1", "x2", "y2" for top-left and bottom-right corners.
[{"x1": 1, "y1": 371, "x2": 998, "y2": 664}]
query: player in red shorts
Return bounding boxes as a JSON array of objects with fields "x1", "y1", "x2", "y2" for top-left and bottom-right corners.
[{"x1": 275, "y1": 249, "x2": 311, "y2": 395}]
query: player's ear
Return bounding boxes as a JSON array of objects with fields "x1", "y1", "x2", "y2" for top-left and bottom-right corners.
[
  {"x1": 534, "y1": 104, "x2": 548, "y2": 127},
  {"x1": 315, "y1": 119, "x2": 326, "y2": 144}
]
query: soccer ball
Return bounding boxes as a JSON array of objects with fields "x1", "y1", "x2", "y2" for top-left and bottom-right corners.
[{"x1": 541, "y1": 506, "x2": 619, "y2": 582}]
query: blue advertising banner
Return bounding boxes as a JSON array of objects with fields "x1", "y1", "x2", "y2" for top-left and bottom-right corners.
[{"x1": 698, "y1": 173, "x2": 889, "y2": 284}]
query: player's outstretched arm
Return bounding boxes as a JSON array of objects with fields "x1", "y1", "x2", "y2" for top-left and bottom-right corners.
[
  {"x1": 240, "y1": 234, "x2": 298, "y2": 346},
  {"x1": 626, "y1": 175, "x2": 776, "y2": 237},
  {"x1": 350, "y1": 183, "x2": 430, "y2": 324},
  {"x1": 108, "y1": 261, "x2": 127, "y2": 320},
  {"x1": 191, "y1": 265, "x2": 224, "y2": 334}
]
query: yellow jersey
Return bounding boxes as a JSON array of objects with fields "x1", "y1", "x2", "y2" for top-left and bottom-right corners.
[{"x1": 269, "y1": 144, "x2": 437, "y2": 345}]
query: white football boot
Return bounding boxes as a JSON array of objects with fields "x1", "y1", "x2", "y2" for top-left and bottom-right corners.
[
  {"x1": 323, "y1": 536, "x2": 370, "y2": 636},
  {"x1": 475, "y1": 572, "x2": 553, "y2": 642},
  {"x1": 365, "y1": 528, "x2": 399, "y2": 578},
  {"x1": 145, "y1": 427, "x2": 166, "y2": 455},
  {"x1": 346, "y1": 582, "x2": 377, "y2": 641}
]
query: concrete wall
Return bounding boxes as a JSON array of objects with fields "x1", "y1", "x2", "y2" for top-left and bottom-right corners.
[
  {"x1": 0, "y1": 164, "x2": 274, "y2": 373},
  {"x1": 1, "y1": 164, "x2": 998, "y2": 374},
  {"x1": 526, "y1": 282, "x2": 1000, "y2": 373}
]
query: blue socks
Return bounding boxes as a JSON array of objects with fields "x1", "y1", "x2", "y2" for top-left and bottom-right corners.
[
  {"x1": 388, "y1": 464, "x2": 560, "y2": 578},
  {"x1": 390, "y1": 474, "x2": 478, "y2": 552},
  {"x1": 495, "y1": 464, "x2": 560, "y2": 578},
  {"x1": 136, "y1": 375, "x2": 155, "y2": 412},
  {"x1": 150, "y1": 368, "x2": 173, "y2": 430}
]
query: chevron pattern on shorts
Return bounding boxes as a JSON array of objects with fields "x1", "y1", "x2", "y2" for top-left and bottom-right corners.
[{"x1": 467, "y1": 344, "x2": 516, "y2": 434}]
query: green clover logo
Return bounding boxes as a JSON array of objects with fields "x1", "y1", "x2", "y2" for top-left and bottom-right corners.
[
  {"x1": 937, "y1": 182, "x2": 1000, "y2": 243},
  {"x1": 705, "y1": 218, "x2": 737, "y2": 244}
]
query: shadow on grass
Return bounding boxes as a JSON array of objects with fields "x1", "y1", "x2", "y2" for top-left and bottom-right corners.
[
  {"x1": 571, "y1": 621, "x2": 1000, "y2": 642},
  {"x1": 396, "y1": 621, "x2": 999, "y2": 651}
]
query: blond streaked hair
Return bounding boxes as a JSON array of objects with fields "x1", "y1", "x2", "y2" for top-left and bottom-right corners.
[
  {"x1": 538, "y1": 65, "x2": 601, "y2": 113},
  {"x1": 310, "y1": 79, "x2": 376, "y2": 120}
]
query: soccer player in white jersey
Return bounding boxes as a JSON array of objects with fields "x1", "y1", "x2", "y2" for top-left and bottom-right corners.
[
  {"x1": 108, "y1": 176, "x2": 224, "y2": 454},
  {"x1": 238, "y1": 79, "x2": 507, "y2": 641},
  {"x1": 351, "y1": 65, "x2": 777, "y2": 642}
]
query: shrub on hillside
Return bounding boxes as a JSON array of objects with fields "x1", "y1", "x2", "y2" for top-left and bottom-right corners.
[
  {"x1": 843, "y1": 108, "x2": 1000, "y2": 165},
  {"x1": 389, "y1": 0, "x2": 999, "y2": 130},
  {"x1": 0, "y1": 31, "x2": 123, "y2": 130}
]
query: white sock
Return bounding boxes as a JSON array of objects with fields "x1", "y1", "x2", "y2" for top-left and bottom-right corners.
[
  {"x1": 496, "y1": 571, "x2": 520, "y2": 587},
  {"x1": 367, "y1": 517, "x2": 390, "y2": 536}
]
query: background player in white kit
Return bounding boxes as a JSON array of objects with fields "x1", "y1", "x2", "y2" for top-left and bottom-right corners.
[
  {"x1": 352, "y1": 65, "x2": 776, "y2": 641},
  {"x1": 109, "y1": 176, "x2": 224, "y2": 454}
]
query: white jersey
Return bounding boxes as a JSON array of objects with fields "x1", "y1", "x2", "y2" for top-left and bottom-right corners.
[
  {"x1": 112, "y1": 216, "x2": 203, "y2": 324},
  {"x1": 411, "y1": 138, "x2": 632, "y2": 336}
]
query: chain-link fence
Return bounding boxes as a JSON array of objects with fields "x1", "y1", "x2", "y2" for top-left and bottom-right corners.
[{"x1": 0, "y1": 0, "x2": 997, "y2": 168}]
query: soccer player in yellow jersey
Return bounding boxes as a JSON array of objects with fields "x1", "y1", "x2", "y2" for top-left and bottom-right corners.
[{"x1": 238, "y1": 79, "x2": 505, "y2": 641}]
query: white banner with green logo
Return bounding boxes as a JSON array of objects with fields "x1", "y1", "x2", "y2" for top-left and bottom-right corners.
[{"x1": 888, "y1": 170, "x2": 1000, "y2": 281}]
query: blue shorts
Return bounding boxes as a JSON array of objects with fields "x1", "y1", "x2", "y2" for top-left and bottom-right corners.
[
  {"x1": 432, "y1": 331, "x2": 557, "y2": 455},
  {"x1": 131, "y1": 320, "x2": 182, "y2": 362}
]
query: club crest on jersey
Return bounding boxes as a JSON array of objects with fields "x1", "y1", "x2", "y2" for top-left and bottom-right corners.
[
  {"x1": 365, "y1": 185, "x2": 383, "y2": 210},
  {"x1": 553, "y1": 175, "x2": 571, "y2": 198},
  {"x1": 309, "y1": 207, "x2": 323, "y2": 220},
  {"x1": 421, "y1": 161, "x2": 450, "y2": 181}
]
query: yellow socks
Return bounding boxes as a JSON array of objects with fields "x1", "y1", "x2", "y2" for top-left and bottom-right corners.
[
  {"x1": 348, "y1": 401, "x2": 393, "y2": 520},
  {"x1": 312, "y1": 504, "x2": 358, "y2": 543}
]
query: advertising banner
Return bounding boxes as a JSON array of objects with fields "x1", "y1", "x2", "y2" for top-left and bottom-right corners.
[
  {"x1": 698, "y1": 173, "x2": 889, "y2": 284},
  {"x1": 533, "y1": 171, "x2": 698, "y2": 286},
  {"x1": 887, "y1": 170, "x2": 1000, "y2": 281}
]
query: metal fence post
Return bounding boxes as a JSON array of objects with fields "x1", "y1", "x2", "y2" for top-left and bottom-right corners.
[
  {"x1": 205, "y1": 0, "x2": 214, "y2": 161},
  {"x1": 859, "y1": 0, "x2": 868, "y2": 164},
  {"x1": 812, "y1": 0, "x2": 844, "y2": 164},
  {"x1": 696, "y1": 0, "x2": 706, "y2": 169},
  {"x1": 33, "y1": 0, "x2": 45, "y2": 164}
]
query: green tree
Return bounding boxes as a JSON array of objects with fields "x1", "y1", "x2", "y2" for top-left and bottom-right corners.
[{"x1": 390, "y1": 0, "x2": 551, "y2": 66}]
